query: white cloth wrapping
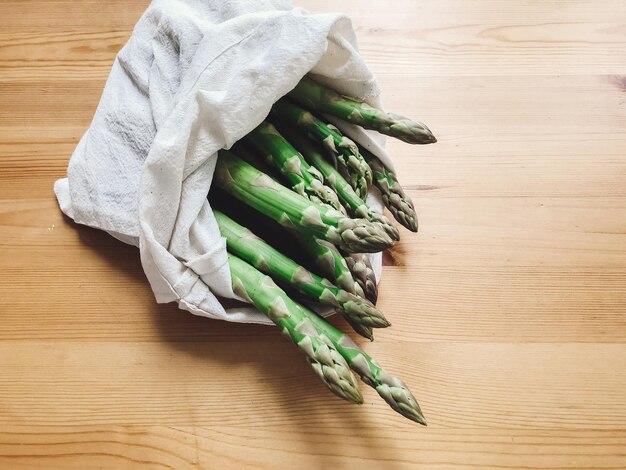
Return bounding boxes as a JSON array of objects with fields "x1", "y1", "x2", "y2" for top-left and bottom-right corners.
[{"x1": 54, "y1": 0, "x2": 394, "y2": 324}]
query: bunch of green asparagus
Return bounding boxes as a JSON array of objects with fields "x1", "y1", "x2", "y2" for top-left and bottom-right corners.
[{"x1": 210, "y1": 76, "x2": 436, "y2": 424}]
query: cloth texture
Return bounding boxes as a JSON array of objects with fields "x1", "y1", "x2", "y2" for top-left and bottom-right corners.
[{"x1": 55, "y1": 0, "x2": 392, "y2": 324}]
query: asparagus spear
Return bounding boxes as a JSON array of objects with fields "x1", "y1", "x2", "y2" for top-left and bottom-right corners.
[
  {"x1": 289, "y1": 76, "x2": 436, "y2": 145},
  {"x1": 300, "y1": 304, "x2": 427, "y2": 425},
  {"x1": 228, "y1": 254, "x2": 363, "y2": 404},
  {"x1": 230, "y1": 254, "x2": 424, "y2": 423},
  {"x1": 215, "y1": 149, "x2": 394, "y2": 253},
  {"x1": 277, "y1": 125, "x2": 399, "y2": 242},
  {"x1": 344, "y1": 317, "x2": 374, "y2": 342},
  {"x1": 243, "y1": 121, "x2": 344, "y2": 213},
  {"x1": 294, "y1": 233, "x2": 359, "y2": 294},
  {"x1": 353, "y1": 279, "x2": 367, "y2": 299},
  {"x1": 216, "y1": 210, "x2": 390, "y2": 329},
  {"x1": 345, "y1": 253, "x2": 378, "y2": 305},
  {"x1": 272, "y1": 99, "x2": 372, "y2": 200},
  {"x1": 359, "y1": 146, "x2": 418, "y2": 233},
  {"x1": 220, "y1": 149, "x2": 359, "y2": 295}
]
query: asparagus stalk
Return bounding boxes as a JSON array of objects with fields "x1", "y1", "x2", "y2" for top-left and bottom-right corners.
[
  {"x1": 215, "y1": 149, "x2": 394, "y2": 253},
  {"x1": 272, "y1": 99, "x2": 372, "y2": 200},
  {"x1": 289, "y1": 76, "x2": 436, "y2": 145},
  {"x1": 276, "y1": 124, "x2": 399, "y2": 242},
  {"x1": 293, "y1": 233, "x2": 359, "y2": 294},
  {"x1": 228, "y1": 254, "x2": 363, "y2": 404},
  {"x1": 211, "y1": 159, "x2": 360, "y2": 296},
  {"x1": 353, "y1": 279, "x2": 367, "y2": 299},
  {"x1": 344, "y1": 317, "x2": 374, "y2": 342},
  {"x1": 243, "y1": 121, "x2": 344, "y2": 213},
  {"x1": 215, "y1": 210, "x2": 390, "y2": 329},
  {"x1": 359, "y1": 146, "x2": 418, "y2": 233},
  {"x1": 345, "y1": 253, "x2": 378, "y2": 305},
  {"x1": 300, "y1": 304, "x2": 427, "y2": 425}
]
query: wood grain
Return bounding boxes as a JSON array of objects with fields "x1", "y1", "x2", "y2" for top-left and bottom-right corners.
[
  {"x1": 1, "y1": 427, "x2": 624, "y2": 470},
  {"x1": 1, "y1": 0, "x2": 625, "y2": 468}
]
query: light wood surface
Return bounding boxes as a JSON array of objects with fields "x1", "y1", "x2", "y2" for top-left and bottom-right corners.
[{"x1": 1, "y1": 0, "x2": 625, "y2": 468}]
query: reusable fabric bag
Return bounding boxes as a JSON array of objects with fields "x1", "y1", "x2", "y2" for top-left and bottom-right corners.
[{"x1": 55, "y1": 0, "x2": 393, "y2": 324}]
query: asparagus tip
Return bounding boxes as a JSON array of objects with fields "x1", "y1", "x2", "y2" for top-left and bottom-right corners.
[
  {"x1": 415, "y1": 123, "x2": 436, "y2": 145},
  {"x1": 399, "y1": 212, "x2": 418, "y2": 232},
  {"x1": 365, "y1": 285, "x2": 378, "y2": 305},
  {"x1": 375, "y1": 380, "x2": 427, "y2": 426},
  {"x1": 398, "y1": 400, "x2": 428, "y2": 426},
  {"x1": 334, "y1": 374, "x2": 363, "y2": 404},
  {"x1": 412, "y1": 411, "x2": 428, "y2": 426},
  {"x1": 373, "y1": 318, "x2": 391, "y2": 329},
  {"x1": 396, "y1": 120, "x2": 437, "y2": 145},
  {"x1": 361, "y1": 329, "x2": 374, "y2": 341},
  {"x1": 346, "y1": 318, "x2": 374, "y2": 341}
]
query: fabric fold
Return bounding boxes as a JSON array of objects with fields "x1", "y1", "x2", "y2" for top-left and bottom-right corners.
[{"x1": 55, "y1": 0, "x2": 388, "y2": 324}]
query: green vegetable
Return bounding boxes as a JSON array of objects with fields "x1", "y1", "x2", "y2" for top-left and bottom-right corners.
[
  {"x1": 271, "y1": 99, "x2": 372, "y2": 200},
  {"x1": 215, "y1": 211, "x2": 390, "y2": 329},
  {"x1": 344, "y1": 317, "x2": 374, "y2": 342},
  {"x1": 302, "y1": 303, "x2": 427, "y2": 425},
  {"x1": 215, "y1": 149, "x2": 395, "y2": 253},
  {"x1": 278, "y1": 126, "x2": 399, "y2": 241},
  {"x1": 359, "y1": 146, "x2": 418, "y2": 232},
  {"x1": 289, "y1": 76, "x2": 436, "y2": 145},
  {"x1": 228, "y1": 254, "x2": 363, "y2": 403},
  {"x1": 295, "y1": 233, "x2": 357, "y2": 294},
  {"x1": 345, "y1": 253, "x2": 378, "y2": 305},
  {"x1": 243, "y1": 121, "x2": 344, "y2": 213}
]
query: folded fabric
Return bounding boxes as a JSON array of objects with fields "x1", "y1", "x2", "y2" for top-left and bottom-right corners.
[{"x1": 55, "y1": 0, "x2": 392, "y2": 324}]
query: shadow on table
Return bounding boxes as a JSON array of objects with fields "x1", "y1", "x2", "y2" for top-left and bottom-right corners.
[{"x1": 73, "y1": 218, "x2": 404, "y2": 468}]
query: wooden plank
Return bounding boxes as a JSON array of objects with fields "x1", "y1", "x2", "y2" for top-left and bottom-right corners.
[
  {"x1": 0, "y1": 426, "x2": 625, "y2": 469},
  {"x1": 2, "y1": 74, "x2": 626, "y2": 202},
  {"x1": 0, "y1": 342, "x2": 624, "y2": 430},
  {"x1": 0, "y1": 197, "x2": 624, "y2": 344},
  {"x1": 2, "y1": 74, "x2": 626, "y2": 128},
  {"x1": 1, "y1": 0, "x2": 625, "y2": 467},
  {"x1": 2, "y1": 2, "x2": 626, "y2": 80},
  {"x1": 0, "y1": 196, "x2": 624, "y2": 343}
]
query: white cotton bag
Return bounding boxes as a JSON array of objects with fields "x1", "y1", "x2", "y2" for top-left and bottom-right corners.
[{"x1": 55, "y1": 0, "x2": 394, "y2": 324}]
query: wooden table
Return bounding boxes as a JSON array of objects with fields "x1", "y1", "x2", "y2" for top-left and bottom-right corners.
[{"x1": 1, "y1": 1, "x2": 625, "y2": 468}]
